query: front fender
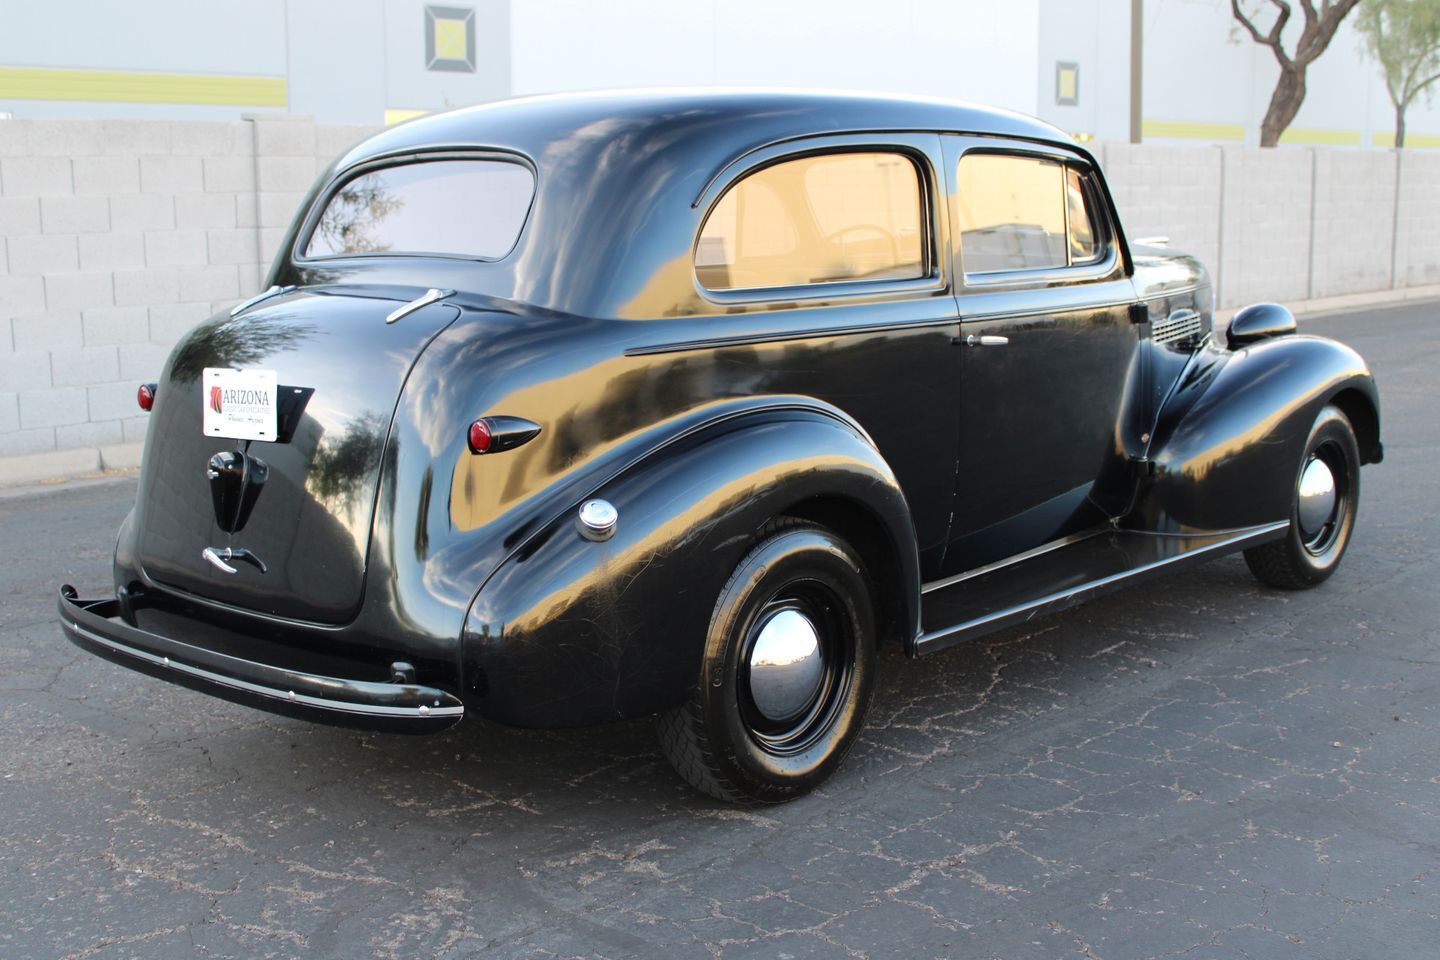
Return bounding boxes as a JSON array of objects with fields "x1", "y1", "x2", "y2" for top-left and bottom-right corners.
[
  {"x1": 1136, "y1": 334, "x2": 1380, "y2": 533},
  {"x1": 461, "y1": 406, "x2": 918, "y2": 727}
]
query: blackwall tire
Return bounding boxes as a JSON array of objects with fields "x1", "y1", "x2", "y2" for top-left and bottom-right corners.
[
  {"x1": 656, "y1": 518, "x2": 877, "y2": 804},
  {"x1": 1244, "y1": 404, "x2": 1361, "y2": 590}
]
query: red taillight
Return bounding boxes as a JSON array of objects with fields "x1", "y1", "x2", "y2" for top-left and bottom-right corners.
[
  {"x1": 137, "y1": 383, "x2": 156, "y2": 412},
  {"x1": 467, "y1": 418, "x2": 492, "y2": 453}
]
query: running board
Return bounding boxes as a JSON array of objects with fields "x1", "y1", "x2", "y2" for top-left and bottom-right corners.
[{"x1": 912, "y1": 522, "x2": 1289, "y2": 657}]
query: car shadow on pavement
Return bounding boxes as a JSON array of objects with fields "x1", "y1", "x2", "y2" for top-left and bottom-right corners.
[{"x1": 192, "y1": 554, "x2": 1271, "y2": 821}]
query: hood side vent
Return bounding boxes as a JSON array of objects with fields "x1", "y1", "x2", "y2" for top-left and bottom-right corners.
[{"x1": 1152, "y1": 307, "x2": 1204, "y2": 347}]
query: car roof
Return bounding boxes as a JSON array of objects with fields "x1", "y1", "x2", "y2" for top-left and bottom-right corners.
[
  {"x1": 297, "y1": 90, "x2": 1087, "y2": 319},
  {"x1": 335, "y1": 87, "x2": 1075, "y2": 174}
]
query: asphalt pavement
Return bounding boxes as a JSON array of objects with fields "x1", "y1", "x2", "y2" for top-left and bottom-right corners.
[{"x1": 1, "y1": 302, "x2": 1436, "y2": 959}]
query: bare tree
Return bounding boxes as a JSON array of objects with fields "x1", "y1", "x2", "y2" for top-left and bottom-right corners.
[
  {"x1": 1232, "y1": 0, "x2": 1364, "y2": 146},
  {"x1": 1356, "y1": 0, "x2": 1440, "y2": 147}
]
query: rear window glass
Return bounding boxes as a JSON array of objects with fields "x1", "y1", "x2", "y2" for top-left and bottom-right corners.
[
  {"x1": 696, "y1": 151, "x2": 926, "y2": 290},
  {"x1": 304, "y1": 159, "x2": 534, "y2": 259}
]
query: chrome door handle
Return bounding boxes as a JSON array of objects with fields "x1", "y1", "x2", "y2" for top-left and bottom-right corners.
[{"x1": 964, "y1": 334, "x2": 1009, "y2": 347}]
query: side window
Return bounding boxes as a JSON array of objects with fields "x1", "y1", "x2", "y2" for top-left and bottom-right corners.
[
  {"x1": 955, "y1": 154, "x2": 1106, "y2": 276},
  {"x1": 696, "y1": 151, "x2": 927, "y2": 291},
  {"x1": 1066, "y1": 167, "x2": 1099, "y2": 264}
]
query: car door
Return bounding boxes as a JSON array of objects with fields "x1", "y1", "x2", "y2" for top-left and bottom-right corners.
[
  {"x1": 686, "y1": 134, "x2": 964, "y2": 579},
  {"x1": 937, "y1": 137, "x2": 1145, "y2": 578}
]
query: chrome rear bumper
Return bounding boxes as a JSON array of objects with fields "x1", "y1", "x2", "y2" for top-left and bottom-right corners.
[{"x1": 58, "y1": 585, "x2": 463, "y2": 734}]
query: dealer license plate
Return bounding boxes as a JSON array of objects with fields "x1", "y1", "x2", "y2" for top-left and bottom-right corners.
[{"x1": 202, "y1": 367, "x2": 278, "y2": 442}]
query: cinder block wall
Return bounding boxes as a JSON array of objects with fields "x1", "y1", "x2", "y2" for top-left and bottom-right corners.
[
  {"x1": 1101, "y1": 143, "x2": 1425, "y2": 311},
  {"x1": 1101, "y1": 144, "x2": 1223, "y2": 282},
  {"x1": 1395, "y1": 152, "x2": 1440, "y2": 288},
  {"x1": 0, "y1": 118, "x2": 1436, "y2": 465},
  {"x1": 0, "y1": 117, "x2": 376, "y2": 461}
]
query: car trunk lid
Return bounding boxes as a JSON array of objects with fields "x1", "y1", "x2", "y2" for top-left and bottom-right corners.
[{"x1": 134, "y1": 288, "x2": 460, "y2": 624}]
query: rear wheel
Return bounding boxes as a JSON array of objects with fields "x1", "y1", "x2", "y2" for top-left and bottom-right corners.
[
  {"x1": 657, "y1": 518, "x2": 876, "y2": 804},
  {"x1": 1244, "y1": 405, "x2": 1360, "y2": 590}
]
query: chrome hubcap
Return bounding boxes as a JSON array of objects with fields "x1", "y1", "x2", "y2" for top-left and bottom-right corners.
[
  {"x1": 1297, "y1": 455, "x2": 1338, "y2": 540},
  {"x1": 746, "y1": 608, "x2": 825, "y2": 723}
]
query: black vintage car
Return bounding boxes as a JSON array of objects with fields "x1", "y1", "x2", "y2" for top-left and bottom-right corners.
[{"x1": 60, "y1": 90, "x2": 1382, "y2": 803}]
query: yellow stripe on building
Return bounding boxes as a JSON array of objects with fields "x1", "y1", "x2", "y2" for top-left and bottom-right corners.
[
  {"x1": 384, "y1": 108, "x2": 431, "y2": 126},
  {"x1": 1278, "y1": 127, "x2": 1362, "y2": 146},
  {"x1": 0, "y1": 66, "x2": 286, "y2": 107},
  {"x1": 1372, "y1": 131, "x2": 1440, "y2": 148},
  {"x1": 1142, "y1": 119, "x2": 1246, "y2": 141}
]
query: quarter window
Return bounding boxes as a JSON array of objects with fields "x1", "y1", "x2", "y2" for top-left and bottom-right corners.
[
  {"x1": 304, "y1": 159, "x2": 534, "y2": 260},
  {"x1": 956, "y1": 154, "x2": 1105, "y2": 275},
  {"x1": 696, "y1": 152, "x2": 927, "y2": 291},
  {"x1": 1066, "y1": 167, "x2": 1099, "y2": 263}
]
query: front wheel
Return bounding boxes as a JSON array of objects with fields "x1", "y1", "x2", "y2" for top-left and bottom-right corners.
[
  {"x1": 657, "y1": 519, "x2": 876, "y2": 804},
  {"x1": 1244, "y1": 404, "x2": 1361, "y2": 590}
]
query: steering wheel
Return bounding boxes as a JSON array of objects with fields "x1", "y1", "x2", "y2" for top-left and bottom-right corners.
[{"x1": 825, "y1": 224, "x2": 900, "y2": 263}]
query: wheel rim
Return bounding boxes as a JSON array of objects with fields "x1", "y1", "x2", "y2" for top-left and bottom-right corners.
[
  {"x1": 1297, "y1": 439, "x2": 1348, "y2": 556},
  {"x1": 738, "y1": 581, "x2": 853, "y2": 756}
]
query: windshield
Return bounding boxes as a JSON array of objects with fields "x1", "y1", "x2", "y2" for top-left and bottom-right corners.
[{"x1": 303, "y1": 158, "x2": 535, "y2": 260}]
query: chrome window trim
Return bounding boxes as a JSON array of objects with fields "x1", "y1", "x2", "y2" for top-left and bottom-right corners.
[{"x1": 961, "y1": 245, "x2": 1121, "y2": 289}]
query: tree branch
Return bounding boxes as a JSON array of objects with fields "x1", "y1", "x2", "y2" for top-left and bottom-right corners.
[
  {"x1": 1233, "y1": 0, "x2": 1294, "y2": 65},
  {"x1": 1295, "y1": 0, "x2": 1361, "y2": 65},
  {"x1": 1400, "y1": 46, "x2": 1425, "y2": 100},
  {"x1": 1265, "y1": 0, "x2": 1295, "y2": 43},
  {"x1": 1404, "y1": 71, "x2": 1440, "y2": 107}
]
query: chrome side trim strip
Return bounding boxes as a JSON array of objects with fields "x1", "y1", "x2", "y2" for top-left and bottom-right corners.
[
  {"x1": 385, "y1": 287, "x2": 454, "y2": 324},
  {"x1": 625, "y1": 315, "x2": 959, "y2": 357},
  {"x1": 922, "y1": 529, "x2": 1106, "y2": 594},
  {"x1": 63, "y1": 617, "x2": 464, "y2": 719},
  {"x1": 959, "y1": 286, "x2": 1201, "y2": 323},
  {"x1": 1134, "y1": 283, "x2": 1201, "y2": 304},
  {"x1": 229, "y1": 284, "x2": 295, "y2": 317},
  {"x1": 917, "y1": 522, "x2": 1289, "y2": 649},
  {"x1": 627, "y1": 285, "x2": 1202, "y2": 357}
]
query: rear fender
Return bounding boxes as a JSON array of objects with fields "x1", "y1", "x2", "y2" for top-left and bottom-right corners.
[
  {"x1": 461, "y1": 404, "x2": 919, "y2": 727},
  {"x1": 1134, "y1": 334, "x2": 1380, "y2": 533}
]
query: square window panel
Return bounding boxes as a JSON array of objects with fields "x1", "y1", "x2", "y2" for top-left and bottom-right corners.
[
  {"x1": 1055, "y1": 61, "x2": 1079, "y2": 107},
  {"x1": 425, "y1": 6, "x2": 476, "y2": 73}
]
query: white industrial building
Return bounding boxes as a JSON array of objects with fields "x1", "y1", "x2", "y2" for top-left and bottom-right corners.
[
  {"x1": 0, "y1": 0, "x2": 1435, "y2": 148},
  {"x1": 4, "y1": 0, "x2": 1440, "y2": 475}
]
